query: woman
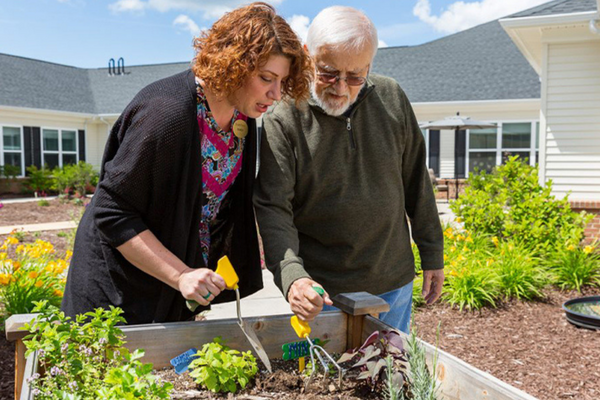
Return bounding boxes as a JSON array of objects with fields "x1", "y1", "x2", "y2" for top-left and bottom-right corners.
[{"x1": 61, "y1": 2, "x2": 311, "y2": 324}]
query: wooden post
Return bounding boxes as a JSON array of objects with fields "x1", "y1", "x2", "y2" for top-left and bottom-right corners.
[
  {"x1": 5, "y1": 313, "x2": 38, "y2": 399},
  {"x1": 332, "y1": 292, "x2": 389, "y2": 349}
]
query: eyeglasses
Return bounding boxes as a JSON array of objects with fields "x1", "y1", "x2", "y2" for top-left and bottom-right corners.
[{"x1": 316, "y1": 72, "x2": 366, "y2": 87}]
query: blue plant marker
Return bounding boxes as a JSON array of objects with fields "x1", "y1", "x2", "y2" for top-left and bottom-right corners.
[
  {"x1": 170, "y1": 348, "x2": 198, "y2": 374},
  {"x1": 282, "y1": 339, "x2": 325, "y2": 360}
]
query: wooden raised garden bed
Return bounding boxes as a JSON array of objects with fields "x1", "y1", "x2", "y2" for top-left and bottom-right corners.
[{"x1": 6, "y1": 292, "x2": 538, "y2": 400}]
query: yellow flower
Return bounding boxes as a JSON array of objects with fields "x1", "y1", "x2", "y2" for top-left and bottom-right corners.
[
  {"x1": 45, "y1": 261, "x2": 58, "y2": 274},
  {"x1": 28, "y1": 271, "x2": 39, "y2": 279},
  {"x1": 444, "y1": 227, "x2": 454, "y2": 239},
  {"x1": 0, "y1": 273, "x2": 11, "y2": 285},
  {"x1": 567, "y1": 244, "x2": 576, "y2": 251},
  {"x1": 53, "y1": 289, "x2": 63, "y2": 297},
  {"x1": 35, "y1": 280, "x2": 44, "y2": 288},
  {"x1": 584, "y1": 245, "x2": 593, "y2": 254},
  {"x1": 12, "y1": 261, "x2": 21, "y2": 271},
  {"x1": 16, "y1": 245, "x2": 25, "y2": 254},
  {"x1": 0, "y1": 252, "x2": 6, "y2": 260},
  {"x1": 465, "y1": 236, "x2": 473, "y2": 243},
  {"x1": 443, "y1": 254, "x2": 448, "y2": 261},
  {"x1": 457, "y1": 234, "x2": 465, "y2": 241},
  {"x1": 486, "y1": 258, "x2": 494, "y2": 266},
  {"x1": 6, "y1": 236, "x2": 19, "y2": 245},
  {"x1": 450, "y1": 246, "x2": 456, "y2": 252},
  {"x1": 449, "y1": 270, "x2": 458, "y2": 276},
  {"x1": 492, "y1": 236, "x2": 499, "y2": 246},
  {"x1": 456, "y1": 217, "x2": 463, "y2": 223},
  {"x1": 65, "y1": 250, "x2": 73, "y2": 260},
  {"x1": 0, "y1": 244, "x2": 6, "y2": 251},
  {"x1": 462, "y1": 246, "x2": 469, "y2": 253}
]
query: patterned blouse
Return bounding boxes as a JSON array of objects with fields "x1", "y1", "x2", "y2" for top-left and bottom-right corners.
[{"x1": 196, "y1": 79, "x2": 246, "y2": 265}]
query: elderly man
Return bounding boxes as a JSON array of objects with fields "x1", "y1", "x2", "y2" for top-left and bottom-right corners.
[{"x1": 254, "y1": 6, "x2": 444, "y2": 333}]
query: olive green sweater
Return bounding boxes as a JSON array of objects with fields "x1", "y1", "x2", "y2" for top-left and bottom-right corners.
[{"x1": 254, "y1": 74, "x2": 443, "y2": 299}]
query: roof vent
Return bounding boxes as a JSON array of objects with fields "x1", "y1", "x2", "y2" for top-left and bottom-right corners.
[{"x1": 108, "y1": 57, "x2": 129, "y2": 76}]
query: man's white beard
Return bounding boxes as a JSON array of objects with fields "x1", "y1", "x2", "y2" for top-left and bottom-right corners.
[{"x1": 311, "y1": 83, "x2": 352, "y2": 117}]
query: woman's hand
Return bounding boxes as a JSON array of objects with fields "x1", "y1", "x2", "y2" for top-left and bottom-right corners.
[{"x1": 178, "y1": 268, "x2": 226, "y2": 306}]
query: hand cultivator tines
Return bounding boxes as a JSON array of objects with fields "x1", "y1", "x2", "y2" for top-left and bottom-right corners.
[{"x1": 290, "y1": 314, "x2": 343, "y2": 390}]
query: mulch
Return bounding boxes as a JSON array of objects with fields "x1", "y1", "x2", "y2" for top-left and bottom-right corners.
[{"x1": 1, "y1": 199, "x2": 600, "y2": 399}]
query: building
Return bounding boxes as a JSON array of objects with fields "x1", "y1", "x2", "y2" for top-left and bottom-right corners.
[{"x1": 1, "y1": 0, "x2": 598, "y2": 239}]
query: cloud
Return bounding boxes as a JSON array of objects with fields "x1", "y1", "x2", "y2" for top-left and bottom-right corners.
[
  {"x1": 109, "y1": 0, "x2": 283, "y2": 20},
  {"x1": 413, "y1": 0, "x2": 549, "y2": 34},
  {"x1": 378, "y1": 40, "x2": 388, "y2": 48},
  {"x1": 109, "y1": 0, "x2": 146, "y2": 13},
  {"x1": 287, "y1": 14, "x2": 310, "y2": 43},
  {"x1": 173, "y1": 14, "x2": 203, "y2": 36}
]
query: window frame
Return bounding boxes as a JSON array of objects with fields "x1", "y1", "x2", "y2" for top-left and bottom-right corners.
[
  {"x1": 466, "y1": 120, "x2": 538, "y2": 177},
  {"x1": 1, "y1": 125, "x2": 25, "y2": 177},
  {"x1": 41, "y1": 127, "x2": 79, "y2": 169}
]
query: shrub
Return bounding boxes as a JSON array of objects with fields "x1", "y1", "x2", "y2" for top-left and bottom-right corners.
[
  {"x1": 189, "y1": 337, "x2": 258, "y2": 393},
  {"x1": 491, "y1": 240, "x2": 546, "y2": 301},
  {"x1": 23, "y1": 303, "x2": 173, "y2": 400},
  {"x1": 70, "y1": 161, "x2": 98, "y2": 197},
  {"x1": 26, "y1": 165, "x2": 53, "y2": 196},
  {"x1": 443, "y1": 257, "x2": 500, "y2": 311},
  {"x1": 545, "y1": 245, "x2": 600, "y2": 292},
  {"x1": 451, "y1": 157, "x2": 591, "y2": 257},
  {"x1": 0, "y1": 235, "x2": 69, "y2": 322}
]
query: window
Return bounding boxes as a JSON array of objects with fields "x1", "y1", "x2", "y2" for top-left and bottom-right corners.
[
  {"x1": 2, "y1": 126, "x2": 24, "y2": 176},
  {"x1": 42, "y1": 129, "x2": 78, "y2": 169},
  {"x1": 501, "y1": 123, "x2": 531, "y2": 164},
  {"x1": 468, "y1": 127, "x2": 497, "y2": 174},
  {"x1": 467, "y1": 122, "x2": 537, "y2": 176}
]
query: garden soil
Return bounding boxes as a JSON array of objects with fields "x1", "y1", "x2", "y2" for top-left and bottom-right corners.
[{"x1": 1, "y1": 199, "x2": 600, "y2": 399}]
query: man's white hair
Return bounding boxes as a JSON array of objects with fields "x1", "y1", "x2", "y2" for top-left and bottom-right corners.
[{"x1": 306, "y1": 6, "x2": 378, "y2": 60}]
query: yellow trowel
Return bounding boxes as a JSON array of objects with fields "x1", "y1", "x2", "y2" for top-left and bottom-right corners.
[{"x1": 189, "y1": 256, "x2": 272, "y2": 373}]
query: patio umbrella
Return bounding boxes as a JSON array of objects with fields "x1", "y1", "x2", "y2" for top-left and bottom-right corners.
[{"x1": 420, "y1": 113, "x2": 496, "y2": 199}]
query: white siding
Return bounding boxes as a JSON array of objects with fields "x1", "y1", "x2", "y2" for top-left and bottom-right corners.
[{"x1": 543, "y1": 42, "x2": 600, "y2": 201}]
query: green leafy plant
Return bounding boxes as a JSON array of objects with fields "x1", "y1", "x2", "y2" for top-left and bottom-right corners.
[
  {"x1": 492, "y1": 240, "x2": 546, "y2": 300},
  {"x1": 52, "y1": 165, "x2": 76, "y2": 198},
  {"x1": 451, "y1": 156, "x2": 591, "y2": 258},
  {"x1": 38, "y1": 199, "x2": 50, "y2": 207},
  {"x1": 443, "y1": 257, "x2": 499, "y2": 311},
  {"x1": 70, "y1": 161, "x2": 98, "y2": 197},
  {"x1": 545, "y1": 245, "x2": 600, "y2": 292},
  {"x1": 189, "y1": 337, "x2": 258, "y2": 393},
  {"x1": 337, "y1": 330, "x2": 407, "y2": 389},
  {"x1": 26, "y1": 165, "x2": 54, "y2": 196},
  {"x1": 23, "y1": 302, "x2": 173, "y2": 400},
  {"x1": 401, "y1": 330, "x2": 440, "y2": 400}
]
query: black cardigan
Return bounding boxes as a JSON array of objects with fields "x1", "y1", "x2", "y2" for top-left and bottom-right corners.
[{"x1": 61, "y1": 70, "x2": 263, "y2": 324}]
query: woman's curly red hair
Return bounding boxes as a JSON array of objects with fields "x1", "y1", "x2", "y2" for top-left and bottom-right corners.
[{"x1": 192, "y1": 2, "x2": 312, "y2": 101}]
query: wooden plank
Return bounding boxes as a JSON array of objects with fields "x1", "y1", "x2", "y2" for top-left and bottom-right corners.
[
  {"x1": 18, "y1": 347, "x2": 37, "y2": 400},
  {"x1": 121, "y1": 312, "x2": 347, "y2": 369},
  {"x1": 362, "y1": 317, "x2": 539, "y2": 400},
  {"x1": 332, "y1": 292, "x2": 390, "y2": 316}
]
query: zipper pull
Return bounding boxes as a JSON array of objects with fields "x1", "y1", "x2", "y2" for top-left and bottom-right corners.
[{"x1": 346, "y1": 118, "x2": 351, "y2": 131}]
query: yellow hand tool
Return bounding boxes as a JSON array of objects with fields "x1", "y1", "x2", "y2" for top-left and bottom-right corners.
[
  {"x1": 188, "y1": 256, "x2": 273, "y2": 373},
  {"x1": 290, "y1": 288, "x2": 343, "y2": 389}
]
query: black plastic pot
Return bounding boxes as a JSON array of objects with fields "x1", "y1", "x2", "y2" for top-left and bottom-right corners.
[{"x1": 562, "y1": 296, "x2": 600, "y2": 330}]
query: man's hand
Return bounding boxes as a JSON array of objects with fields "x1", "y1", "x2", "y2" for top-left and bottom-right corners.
[
  {"x1": 288, "y1": 278, "x2": 333, "y2": 322},
  {"x1": 422, "y1": 269, "x2": 445, "y2": 305}
]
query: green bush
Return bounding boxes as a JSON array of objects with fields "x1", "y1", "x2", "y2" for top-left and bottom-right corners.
[
  {"x1": 545, "y1": 245, "x2": 600, "y2": 292},
  {"x1": 52, "y1": 161, "x2": 98, "y2": 198},
  {"x1": 451, "y1": 157, "x2": 591, "y2": 257},
  {"x1": 26, "y1": 165, "x2": 54, "y2": 196}
]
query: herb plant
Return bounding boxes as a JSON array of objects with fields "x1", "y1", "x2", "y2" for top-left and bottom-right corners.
[
  {"x1": 189, "y1": 337, "x2": 258, "y2": 393},
  {"x1": 23, "y1": 302, "x2": 173, "y2": 399},
  {"x1": 337, "y1": 330, "x2": 407, "y2": 390},
  {"x1": 402, "y1": 331, "x2": 440, "y2": 400}
]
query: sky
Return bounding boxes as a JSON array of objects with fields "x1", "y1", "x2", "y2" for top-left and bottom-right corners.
[{"x1": 0, "y1": 0, "x2": 551, "y2": 69}]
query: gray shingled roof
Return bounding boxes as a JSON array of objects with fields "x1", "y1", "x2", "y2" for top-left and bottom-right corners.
[
  {"x1": 508, "y1": 0, "x2": 597, "y2": 19},
  {"x1": 0, "y1": 54, "x2": 189, "y2": 114},
  {"x1": 372, "y1": 20, "x2": 540, "y2": 103},
  {"x1": 5, "y1": 2, "x2": 576, "y2": 114}
]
